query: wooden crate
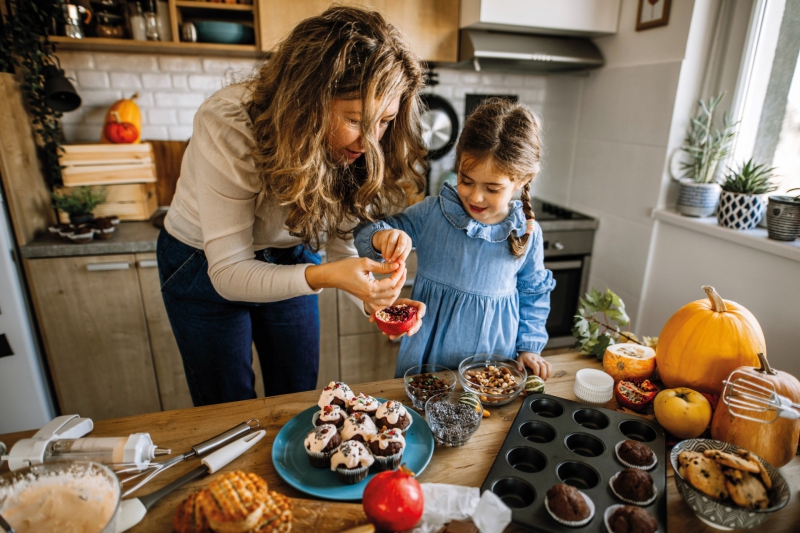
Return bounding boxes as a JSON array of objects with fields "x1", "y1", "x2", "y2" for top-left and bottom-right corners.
[
  {"x1": 59, "y1": 143, "x2": 157, "y2": 187},
  {"x1": 56, "y1": 182, "x2": 158, "y2": 222}
]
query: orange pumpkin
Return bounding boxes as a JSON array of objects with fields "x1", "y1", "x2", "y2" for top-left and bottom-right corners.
[
  {"x1": 101, "y1": 93, "x2": 142, "y2": 144},
  {"x1": 656, "y1": 286, "x2": 763, "y2": 395},
  {"x1": 711, "y1": 352, "x2": 800, "y2": 467},
  {"x1": 602, "y1": 343, "x2": 656, "y2": 382}
]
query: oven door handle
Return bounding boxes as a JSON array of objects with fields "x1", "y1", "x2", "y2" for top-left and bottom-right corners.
[{"x1": 544, "y1": 260, "x2": 583, "y2": 270}]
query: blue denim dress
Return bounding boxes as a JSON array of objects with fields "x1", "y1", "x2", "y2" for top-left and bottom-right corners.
[{"x1": 354, "y1": 183, "x2": 556, "y2": 377}]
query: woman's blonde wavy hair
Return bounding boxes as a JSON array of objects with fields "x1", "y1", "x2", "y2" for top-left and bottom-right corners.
[{"x1": 247, "y1": 5, "x2": 427, "y2": 250}]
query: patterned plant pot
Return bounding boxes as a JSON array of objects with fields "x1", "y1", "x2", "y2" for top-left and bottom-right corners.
[
  {"x1": 677, "y1": 180, "x2": 721, "y2": 217},
  {"x1": 766, "y1": 196, "x2": 800, "y2": 241},
  {"x1": 717, "y1": 191, "x2": 766, "y2": 230}
]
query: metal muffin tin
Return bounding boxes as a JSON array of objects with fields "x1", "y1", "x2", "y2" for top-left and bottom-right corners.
[{"x1": 480, "y1": 394, "x2": 666, "y2": 532}]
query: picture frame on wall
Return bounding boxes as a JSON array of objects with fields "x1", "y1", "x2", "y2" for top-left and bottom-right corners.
[{"x1": 636, "y1": 0, "x2": 671, "y2": 31}]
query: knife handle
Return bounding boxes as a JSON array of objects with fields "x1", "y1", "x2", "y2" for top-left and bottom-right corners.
[{"x1": 202, "y1": 430, "x2": 265, "y2": 473}]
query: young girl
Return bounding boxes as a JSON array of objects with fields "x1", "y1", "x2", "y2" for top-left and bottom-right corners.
[{"x1": 354, "y1": 99, "x2": 555, "y2": 379}]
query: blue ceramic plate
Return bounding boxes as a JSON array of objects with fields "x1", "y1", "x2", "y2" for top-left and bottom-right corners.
[{"x1": 272, "y1": 399, "x2": 434, "y2": 500}]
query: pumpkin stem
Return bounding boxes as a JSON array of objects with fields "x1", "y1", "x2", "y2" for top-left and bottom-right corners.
[
  {"x1": 755, "y1": 352, "x2": 777, "y2": 375},
  {"x1": 702, "y1": 285, "x2": 727, "y2": 312},
  {"x1": 130, "y1": 92, "x2": 139, "y2": 100},
  {"x1": 110, "y1": 110, "x2": 121, "y2": 123}
]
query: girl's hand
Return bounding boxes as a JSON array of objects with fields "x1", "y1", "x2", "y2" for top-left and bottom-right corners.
[
  {"x1": 519, "y1": 352, "x2": 551, "y2": 380},
  {"x1": 372, "y1": 229, "x2": 412, "y2": 263},
  {"x1": 305, "y1": 257, "x2": 406, "y2": 308},
  {"x1": 368, "y1": 298, "x2": 426, "y2": 340}
]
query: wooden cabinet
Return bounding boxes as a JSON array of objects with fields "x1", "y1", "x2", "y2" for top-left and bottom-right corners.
[{"x1": 257, "y1": 0, "x2": 460, "y2": 62}]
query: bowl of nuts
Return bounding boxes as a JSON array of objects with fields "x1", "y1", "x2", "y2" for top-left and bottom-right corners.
[
  {"x1": 458, "y1": 354, "x2": 527, "y2": 406},
  {"x1": 404, "y1": 364, "x2": 457, "y2": 410}
]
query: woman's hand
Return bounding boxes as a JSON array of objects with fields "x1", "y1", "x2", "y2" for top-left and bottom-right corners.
[
  {"x1": 368, "y1": 298, "x2": 426, "y2": 340},
  {"x1": 372, "y1": 229, "x2": 412, "y2": 263},
  {"x1": 518, "y1": 352, "x2": 551, "y2": 380},
  {"x1": 305, "y1": 257, "x2": 406, "y2": 308}
]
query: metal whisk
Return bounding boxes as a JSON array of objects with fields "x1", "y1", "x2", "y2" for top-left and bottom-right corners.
[{"x1": 722, "y1": 370, "x2": 800, "y2": 424}]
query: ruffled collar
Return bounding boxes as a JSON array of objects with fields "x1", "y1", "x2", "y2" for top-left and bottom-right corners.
[{"x1": 438, "y1": 182, "x2": 526, "y2": 242}]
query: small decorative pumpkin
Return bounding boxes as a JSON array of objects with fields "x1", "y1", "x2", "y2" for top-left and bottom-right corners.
[
  {"x1": 103, "y1": 111, "x2": 139, "y2": 144},
  {"x1": 656, "y1": 285, "x2": 763, "y2": 395},
  {"x1": 101, "y1": 93, "x2": 142, "y2": 144},
  {"x1": 458, "y1": 392, "x2": 481, "y2": 411},
  {"x1": 602, "y1": 343, "x2": 656, "y2": 382},
  {"x1": 523, "y1": 375, "x2": 546, "y2": 395},
  {"x1": 711, "y1": 352, "x2": 800, "y2": 467}
]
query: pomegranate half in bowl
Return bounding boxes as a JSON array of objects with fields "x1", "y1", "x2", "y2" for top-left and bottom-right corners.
[{"x1": 375, "y1": 304, "x2": 417, "y2": 336}]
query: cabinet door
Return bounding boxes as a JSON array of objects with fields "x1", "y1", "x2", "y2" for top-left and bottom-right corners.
[
  {"x1": 339, "y1": 332, "x2": 400, "y2": 384},
  {"x1": 257, "y1": 0, "x2": 459, "y2": 62},
  {"x1": 135, "y1": 253, "x2": 193, "y2": 411},
  {"x1": 24, "y1": 255, "x2": 161, "y2": 420},
  {"x1": 317, "y1": 286, "x2": 340, "y2": 387}
]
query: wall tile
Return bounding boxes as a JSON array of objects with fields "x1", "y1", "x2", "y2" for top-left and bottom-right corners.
[
  {"x1": 188, "y1": 74, "x2": 223, "y2": 91},
  {"x1": 83, "y1": 107, "x2": 108, "y2": 125},
  {"x1": 202, "y1": 58, "x2": 257, "y2": 74},
  {"x1": 95, "y1": 53, "x2": 157, "y2": 72},
  {"x1": 133, "y1": 91, "x2": 155, "y2": 107},
  {"x1": 460, "y1": 73, "x2": 480, "y2": 85},
  {"x1": 78, "y1": 89, "x2": 123, "y2": 108},
  {"x1": 59, "y1": 108, "x2": 85, "y2": 125},
  {"x1": 177, "y1": 109, "x2": 197, "y2": 126},
  {"x1": 57, "y1": 51, "x2": 94, "y2": 70},
  {"x1": 154, "y1": 92, "x2": 206, "y2": 108},
  {"x1": 77, "y1": 71, "x2": 109, "y2": 89},
  {"x1": 141, "y1": 125, "x2": 169, "y2": 140},
  {"x1": 109, "y1": 72, "x2": 142, "y2": 90},
  {"x1": 158, "y1": 56, "x2": 202, "y2": 72},
  {"x1": 147, "y1": 108, "x2": 177, "y2": 126},
  {"x1": 142, "y1": 73, "x2": 172, "y2": 89},
  {"x1": 172, "y1": 74, "x2": 188, "y2": 89}
]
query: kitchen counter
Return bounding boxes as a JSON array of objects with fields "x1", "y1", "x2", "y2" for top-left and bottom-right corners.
[
  {"x1": 1, "y1": 352, "x2": 798, "y2": 532},
  {"x1": 20, "y1": 221, "x2": 161, "y2": 258}
]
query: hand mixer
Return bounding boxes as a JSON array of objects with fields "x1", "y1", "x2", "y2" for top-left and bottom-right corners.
[{"x1": 722, "y1": 369, "x2": 800, "y2": 423}]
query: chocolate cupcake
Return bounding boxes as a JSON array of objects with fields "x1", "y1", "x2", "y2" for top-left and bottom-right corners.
[
  {"x1": 368, "y1": 427, "x2": 406, "y2": 471},
  {"x1": 375, "y1": 400, "x2": 412, "y2": 434},
  {"x1": 330, "y1": 440, "x2": 374, "y2": 484},
  {"x1": 610, "y1": 469, "x2": 657, "y2": 505},
  {"x1": 312, "y1": 404, "x2": 345, "y2": 429},
  {"x1": 605, "y1": 504, "x2": 657, "y2": 533},
  {"x1": 347, "y1": 393, "x2": 380, "y2": 416},
  {"x1": 341, "y1": 412, "x2": 378, "y2": 443},
  {"x1": 317, "y1": 381, "x2": 355, "y2": 409},
  {"x1": 304, "y1": 424, "x2": 341, "y2": 468},
  {"x1": 544, "y1": 483, "x2": 594, "y2": 527},
  {"x1": 616, "y1": 440, "x2": 657, "y2": 470}
]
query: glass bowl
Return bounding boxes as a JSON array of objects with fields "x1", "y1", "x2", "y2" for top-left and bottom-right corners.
[
  {"x1": 404, "y1": 364, "x2": 457, "y2": 410},
  {"x1": 425, "y1": 391, "x2": 483, "y2": 446},
  {"x1": 458, "y1": 354, "x2": 527, "y2": 406}
]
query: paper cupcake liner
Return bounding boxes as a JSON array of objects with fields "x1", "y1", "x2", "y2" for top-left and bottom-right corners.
[
  {"x1": 615, "y1": 441, "x2": 657, "y2": 471},
  {"x1": 544, "y1": 491, "x2": 595, "y2": 527},
  {"x1": 335, "y1": 464, "x2": 370, "y2": 484},
  {"x1": 311, "y1": 411, "x2": 344, "y2": 429},
  {"x1": 609, "y1": 471, "x2": 658, "y2": 506},
  {"x1": 372, "y1": 450, "x2": 404, "y2": 471},
  {"x1": 306, "y1": 448, "x2": 335, "y2": 468}
]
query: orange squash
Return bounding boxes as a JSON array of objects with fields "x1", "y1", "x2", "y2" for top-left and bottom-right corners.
[
  {"x1": 602, "y1": 343, "x2": 656, "y2": 382},
  {"x1": 655, "y1": 286, "x2": 763, "y2": 395},
  {"x1": 711, "y1": 353, "x2": 800, "y2": 467},
  {"x1": 101, "y1": 93, "x2": 142, "y2": 144}
]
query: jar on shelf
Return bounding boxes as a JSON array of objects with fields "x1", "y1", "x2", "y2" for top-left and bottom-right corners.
[
  {"x1": 125, "y1": 0, "x2": 147, "y2": 41},
  {"x1": 95, "y1": 11, "x2": 126, "y2": 38}
]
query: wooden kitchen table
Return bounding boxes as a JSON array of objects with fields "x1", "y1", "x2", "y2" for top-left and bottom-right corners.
[{"x1": 1, "y1": 352, "x2": 798, "y2": 532}]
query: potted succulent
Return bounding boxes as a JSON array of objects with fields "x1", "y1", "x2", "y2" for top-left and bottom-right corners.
[
  {"x1": 51, "y1": 186, "x2": 107, "y2": 226},
  {"x1": 717, "y1": 158, "x2": 777, "y2": 230},
  {"x1": 673, "y1": 94, "x2": 738, "y2": 217},
  {"x1": 766, "y1": 188, "x2": 800, "y2": 241}
]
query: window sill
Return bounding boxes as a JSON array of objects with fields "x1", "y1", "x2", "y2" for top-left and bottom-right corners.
[{"x1": 653, "y1": 208, "x2": 800, "y2": 263}]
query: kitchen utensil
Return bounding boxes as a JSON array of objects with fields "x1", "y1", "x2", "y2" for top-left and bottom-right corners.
[
  {"x1": 192, "y1": 21, "x2": 254, "y2": 44},
  {"x1": 458, "y1": 354, "x2": 527, "y2": 407},
  {"x1": 419, "y1": 94, "x2": 458, "y2": 161},
  {"x1": 480, "y1": 393, "x2": 667, "y2": 532},
  {"x1": 0, "y1": 512, "x2": 15, "y2": 533},
  {"x1": 44, "y1": 433, "x2": 170, "y2": 467},
  {"x1": 272, "y1": 399, "x2": 434, "y2": 501},
  {"x1": 115, "y1": 429, "x2": 266, "y2": 533},
  {"x1": 722, "y1": 370, "x2": 800, "y2": 423},
  {"x1": 119, "y1": 419, "x2": 259, "y2": 497},
  {"x1": 2, "y1": 414, "x2": 94, "y2": 471}
]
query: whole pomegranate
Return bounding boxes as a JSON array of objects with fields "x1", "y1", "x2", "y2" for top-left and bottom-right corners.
[
  {"x1": 374, "y1": 304, "x2": 417, "y2": 336},
  {"x1": 362, "y1": 465, "x2": 424, "y2": 532}
]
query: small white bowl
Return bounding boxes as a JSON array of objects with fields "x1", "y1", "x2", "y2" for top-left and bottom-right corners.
[{"x1": 574, "y1": 369, "x2": 614, "y2": 404}]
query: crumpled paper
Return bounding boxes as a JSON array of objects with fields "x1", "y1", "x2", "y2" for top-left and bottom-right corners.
[{"x1": 408, "y1": 483, "x2": 512, "y2": 533}]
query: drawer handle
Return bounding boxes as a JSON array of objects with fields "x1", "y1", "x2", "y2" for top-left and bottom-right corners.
[
  {"x1": 544, "y1": 260, "x2": 583, "y2": 271},
  {"x1": 138, "y1": 259, "x2": 158, "y2": 268},
  {"x1": 86, "y1": 262, "x2": 131, "y2": 271}
]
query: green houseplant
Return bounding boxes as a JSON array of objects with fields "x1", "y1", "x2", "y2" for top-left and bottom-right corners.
[
  {"x1": 51, "y1": 187, "x2": 107, "y2": 225},
  {"x1": 767, "y1": 187, "x2": 800, "y2": 241},
  {"x1": 717, "y1": 158, "x2": 777, "y2": 230}
]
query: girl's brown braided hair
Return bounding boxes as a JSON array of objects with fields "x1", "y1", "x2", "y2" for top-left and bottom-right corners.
[{"x1": 455, "y1": 98, "x2": 542, "y2": 257}]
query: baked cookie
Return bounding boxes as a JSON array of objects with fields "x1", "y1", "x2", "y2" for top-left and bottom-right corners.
[
  {"x1": 197, "y1": 471, "x2": 268, "y2": 533},
  {"x1": 736, "y1": 449, "x2": 772, "y2": 489},
  {"x1": 173, "y1": 491, "x2": 211, "y2": 533},
  {"x1": 703, "y1": 449, "x2": 759, "y2": 473},
  {"x1": 677, "y1": 451, "x2": 703, "y2": 480},
  {"x1": 684, "y1": 454, "x2": 729, "y2": 500},
  {"x1": 724, "y1": 468, "x2": 769, "y2": 510},
  {"x1": 250, "y1": 491, "x2": 293, "y2": 533}
]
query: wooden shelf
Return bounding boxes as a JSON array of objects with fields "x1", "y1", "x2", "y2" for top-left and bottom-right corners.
[
  {"x1": 50, "y1": 35, "x2": 259, "y2": 58},
  {"x1": 175, "y1": 1, "x2": 254, "y2": 11}
]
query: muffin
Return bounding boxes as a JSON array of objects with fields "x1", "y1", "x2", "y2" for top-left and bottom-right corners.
[
  {"x1": 617, "y1": 440, "x2": 656, "y2": 469},
  {"x1": 312, "y1": 404, "x2": 345, "y2": 428},
  {"x1": 368, "y1": 427, "x2": 406, "y2": 471},
  {"x1": 347, "y1": 393, "x2": 381, "y2": 415},
  {"x1": 611, "y1": 468, "x2": 656, "y2": 504},
  {"x1": 341, "y1": 412, "x2": 378, "y2": 443},
  {"x1": 375, "y1": 400, "x2": 412, "y2": 433},
  {"x1": 304, "y1": 424, "x2": 341, "y2": 468},
  {"x1": 607, "y1": 505, "x2": 657, "y2": 533},
  {"x1": 330, "y1": 440, "x2": 375, "y2": 484},
  {"x1": 544, "y1": 483, "x2": 594, "y2": 526},
  {"x1": 318, "y1": 381, "x2": 355, "y2": 409}
]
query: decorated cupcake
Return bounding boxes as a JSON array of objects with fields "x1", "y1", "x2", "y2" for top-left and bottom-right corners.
[
  {"x1": 368, "y1": 427, "x2": 406, "y2": 471},
  {"x1": 347, "y1": 393, "x2": 381, "y2": 416},
  {"x1": 330, "y1": 440, "x2": 374, "y2": 484},
  {"x1": 304, "y1": 424, "x2": 341, "y2": 468},
  {"x1": 341, "y1": 412, "x2": 378, "y2": 443},
  {"x1": 318, "y1": 381, "x2": 355, "y2": 409},
  {"x1": 375, "y1": 400, "x2": 412, "y2": 434},
  {"x1": 312, "y1": 404, "x2": 345, "y2": 429}
]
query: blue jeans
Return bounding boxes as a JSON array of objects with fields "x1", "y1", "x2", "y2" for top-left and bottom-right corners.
[{"x1": 156, "y1": 229, "x2": 321, "y2": 406}]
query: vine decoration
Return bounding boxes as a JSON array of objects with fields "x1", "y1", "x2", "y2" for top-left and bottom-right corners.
[{"x1": 0, "y1": 0, "x2": 66, "y2": 186}]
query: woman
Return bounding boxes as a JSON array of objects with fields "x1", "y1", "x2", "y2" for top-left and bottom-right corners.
[{"x1": 157, "y1": 6, "x2": 427, "y2": 406}]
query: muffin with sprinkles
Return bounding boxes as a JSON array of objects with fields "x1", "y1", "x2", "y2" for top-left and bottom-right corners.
[
  {"x1": 330, "y1": 440, "x2": 374, "y2": 484},
  {"x1": 317, "y1": 381, "x2": 355, "y2": 409},
  {"x1": 375, "y1": 400, "x2": 412, "y2": 434},
  {"x1": 341, "y1": 412, "x2": 378, "y2": 443},
  {"x1": 368, "y1": 427, "x2": 406, "y2": 471},
  {"x1": 347, "y1": 393, "x2": 381, "y2": 415},
  {"x1": 304, "y1": 424, "x2": 341, "y2": 468},
  {"x1": 312, "y1": 404, "x2": 345, "y2": 429}
]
